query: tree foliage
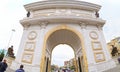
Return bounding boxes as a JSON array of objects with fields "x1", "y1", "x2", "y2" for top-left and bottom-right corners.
[
  {"x1": 0, "y1": 49, "x2": 5, "y2": 61},
  {"x1": 69, "y1": 65, "x2": 75, "y2": 70},
  {"x1": 111, "y1": 45, "x2": 118, "y2": 56}
]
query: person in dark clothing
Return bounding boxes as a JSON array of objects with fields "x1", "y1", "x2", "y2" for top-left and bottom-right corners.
[
  {"x1": 0, "y1": 59, "x2": 8, "y2": 72},
  {"x1": 118, "y1": 57, "x2": 120, "y2": 64},
  {"x1": 15, "y1": 65, "x2": 25, "y2": 72}
]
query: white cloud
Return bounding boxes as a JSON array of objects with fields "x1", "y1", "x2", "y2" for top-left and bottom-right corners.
[
  {"x1": 103, "y1": 19, "x2": 120, "y2": 42},
  {"x1": 100, "y1": 0, "x2": 120, "y2": 42},
  {"x1": 0, "y1": 0, "x2": 25, "y2": 54}
]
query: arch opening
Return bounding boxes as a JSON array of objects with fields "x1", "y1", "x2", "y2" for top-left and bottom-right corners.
[
  {"x1": 51, "y1": 44, "x2": 75, "y2": 66},
  {"x1": 43, "y1": 28, "x2": 85, "y2": 72}
]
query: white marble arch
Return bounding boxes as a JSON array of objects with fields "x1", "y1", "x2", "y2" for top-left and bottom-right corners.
[{"x1": 10, "y1": 0, "x2": 116, "y2": 72}]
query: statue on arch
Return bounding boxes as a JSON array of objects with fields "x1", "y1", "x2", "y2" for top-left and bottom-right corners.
[
  {"x1": 95, "y1": 11, "x2": 99, "y2": 18},
  {"x1": 7, "y1": 45, "x2": 15, "y2": 58},
  {"x1": 27, "y1": 11, "x2": 30, "y2": 17}
]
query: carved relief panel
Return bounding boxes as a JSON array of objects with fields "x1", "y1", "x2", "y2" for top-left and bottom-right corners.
[
  {"x1": 89, "y1": 30, "x2": 106, "y2": 63},
  {"x1": 22, "y1": 52, "x2": 33, "y2": 63},
  {"x1": 92, "y1": 41, "x2": 102, "y2": 50},
  {"x1": 33, "y1": 9, "x2": 93, "y2": 18},
  {"x1": 24, "y1": 42, "x2": 36, "y2": 51},
  {"x1": 94, "y1": 52, "x2": 105, "y2": 62},
  {"x1": 21, "y1": 30, "x2": 37, "y2": 64}
]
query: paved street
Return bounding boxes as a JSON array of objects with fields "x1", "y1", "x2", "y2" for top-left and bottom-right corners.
[
  {"x1": 5, "y1": 64, "x2": 120, "y2": 72},
  {"x1": 6, "y1": 67, "x2": 15, "y2": 72},
  {"x1": 104, "y1": 64, "x2": 120, "y2": 72}
]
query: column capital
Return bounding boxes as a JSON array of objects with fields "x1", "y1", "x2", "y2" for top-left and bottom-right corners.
[
  {"x1": 23, "y1": 23, "x2": 30, "y2": 30},
  {"x1": 97, "y1": 24, "x2": 103, "y2": 30},
  {"x1": 39, "y1": 21, "x2": 48, "y2": 29},
  {"x1": 79, "y1": 22, "x2": 87, "y2": 29}
]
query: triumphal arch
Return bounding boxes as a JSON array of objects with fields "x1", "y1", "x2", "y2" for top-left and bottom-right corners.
[{"x1": 10, "y1": 0, "x2": 116, "y2": 72}]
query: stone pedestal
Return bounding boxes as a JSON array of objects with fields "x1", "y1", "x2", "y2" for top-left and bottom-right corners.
[{"x1": 4, "y1": 56, "x2": 15, "y2": 67}]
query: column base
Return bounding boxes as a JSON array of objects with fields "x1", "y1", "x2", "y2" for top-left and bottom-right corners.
[
  {"x1": 10, "y1": 61, "x2": 40, "y2": 72},
  {"x1": 4, "y1": 56, "x2": 15, "y2": 67}
]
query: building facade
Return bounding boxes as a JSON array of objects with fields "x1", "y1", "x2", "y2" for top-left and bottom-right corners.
[{"x1": 107, "y1": 37, "x2": 120, "y2": 56}]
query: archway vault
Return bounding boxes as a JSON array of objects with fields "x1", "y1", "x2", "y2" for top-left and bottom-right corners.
[
  {"x1": 40, "y1": 25, "x2": 88, "y2": 72},
  {"x1": 48, "y1": 29, "x2": 81, "y2": 52}
]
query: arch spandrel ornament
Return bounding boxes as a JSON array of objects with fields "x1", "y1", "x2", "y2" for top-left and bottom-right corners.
[
  {"x1": 27, "y1": 31, "x2": 37, "y2": 40},
  {"x1": 89, "y1": 31, "x2": 98, "y2": 40}
]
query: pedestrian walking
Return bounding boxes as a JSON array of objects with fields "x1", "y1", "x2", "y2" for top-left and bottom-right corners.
[
  {"x1": 118, "y1": 57, "x2": 120, "y2": 64},
  {"x1": 0, "y1": 59, "x2": 8, "y2": 72},
  {"x1": 15, "y1": 65, "x2": 25, "y2": 72}
]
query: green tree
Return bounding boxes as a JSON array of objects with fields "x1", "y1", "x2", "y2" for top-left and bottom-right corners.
[
  {"x1": 111, "y1": 45, "x2": 118, "y2": 56},
  {"x1": 0, "y1": 49, "x2": 5, "y2": 61},
  {"x1": 69, "y1": 65, "x2": 75, "y2": 70}
]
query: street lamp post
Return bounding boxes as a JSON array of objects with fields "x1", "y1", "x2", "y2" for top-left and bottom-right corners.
[
  {"x1": 7, "y1": 29, "x2": 15, "y2": 49},
  {"x1": 4, "y1": 29, "x2": 15, "y2": 58}
]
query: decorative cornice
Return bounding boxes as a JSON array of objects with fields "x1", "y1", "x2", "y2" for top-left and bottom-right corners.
[
  {"x1": 20, "y1": 16, "x2": 105, "y2": 26},
  {"x1": 24, "y1": 0, "x2": 101, "y2": 11}
]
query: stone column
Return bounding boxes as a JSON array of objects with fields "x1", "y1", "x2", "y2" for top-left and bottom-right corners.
[
  {"x1": 38, "y1": 22, "x2": 48, "y2": 72},
  {"x1": 79, "y1": 22, "x2": 89, "y2": 72}
]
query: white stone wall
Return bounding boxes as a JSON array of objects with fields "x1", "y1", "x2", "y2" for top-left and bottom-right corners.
[{"x1": 11, "y1": 23, "x2": 116, "y2": 72}]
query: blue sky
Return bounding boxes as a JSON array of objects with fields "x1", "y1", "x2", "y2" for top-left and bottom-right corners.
[{"x1": 0, "y1": 0, "x2": 120, "y2": 66}]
